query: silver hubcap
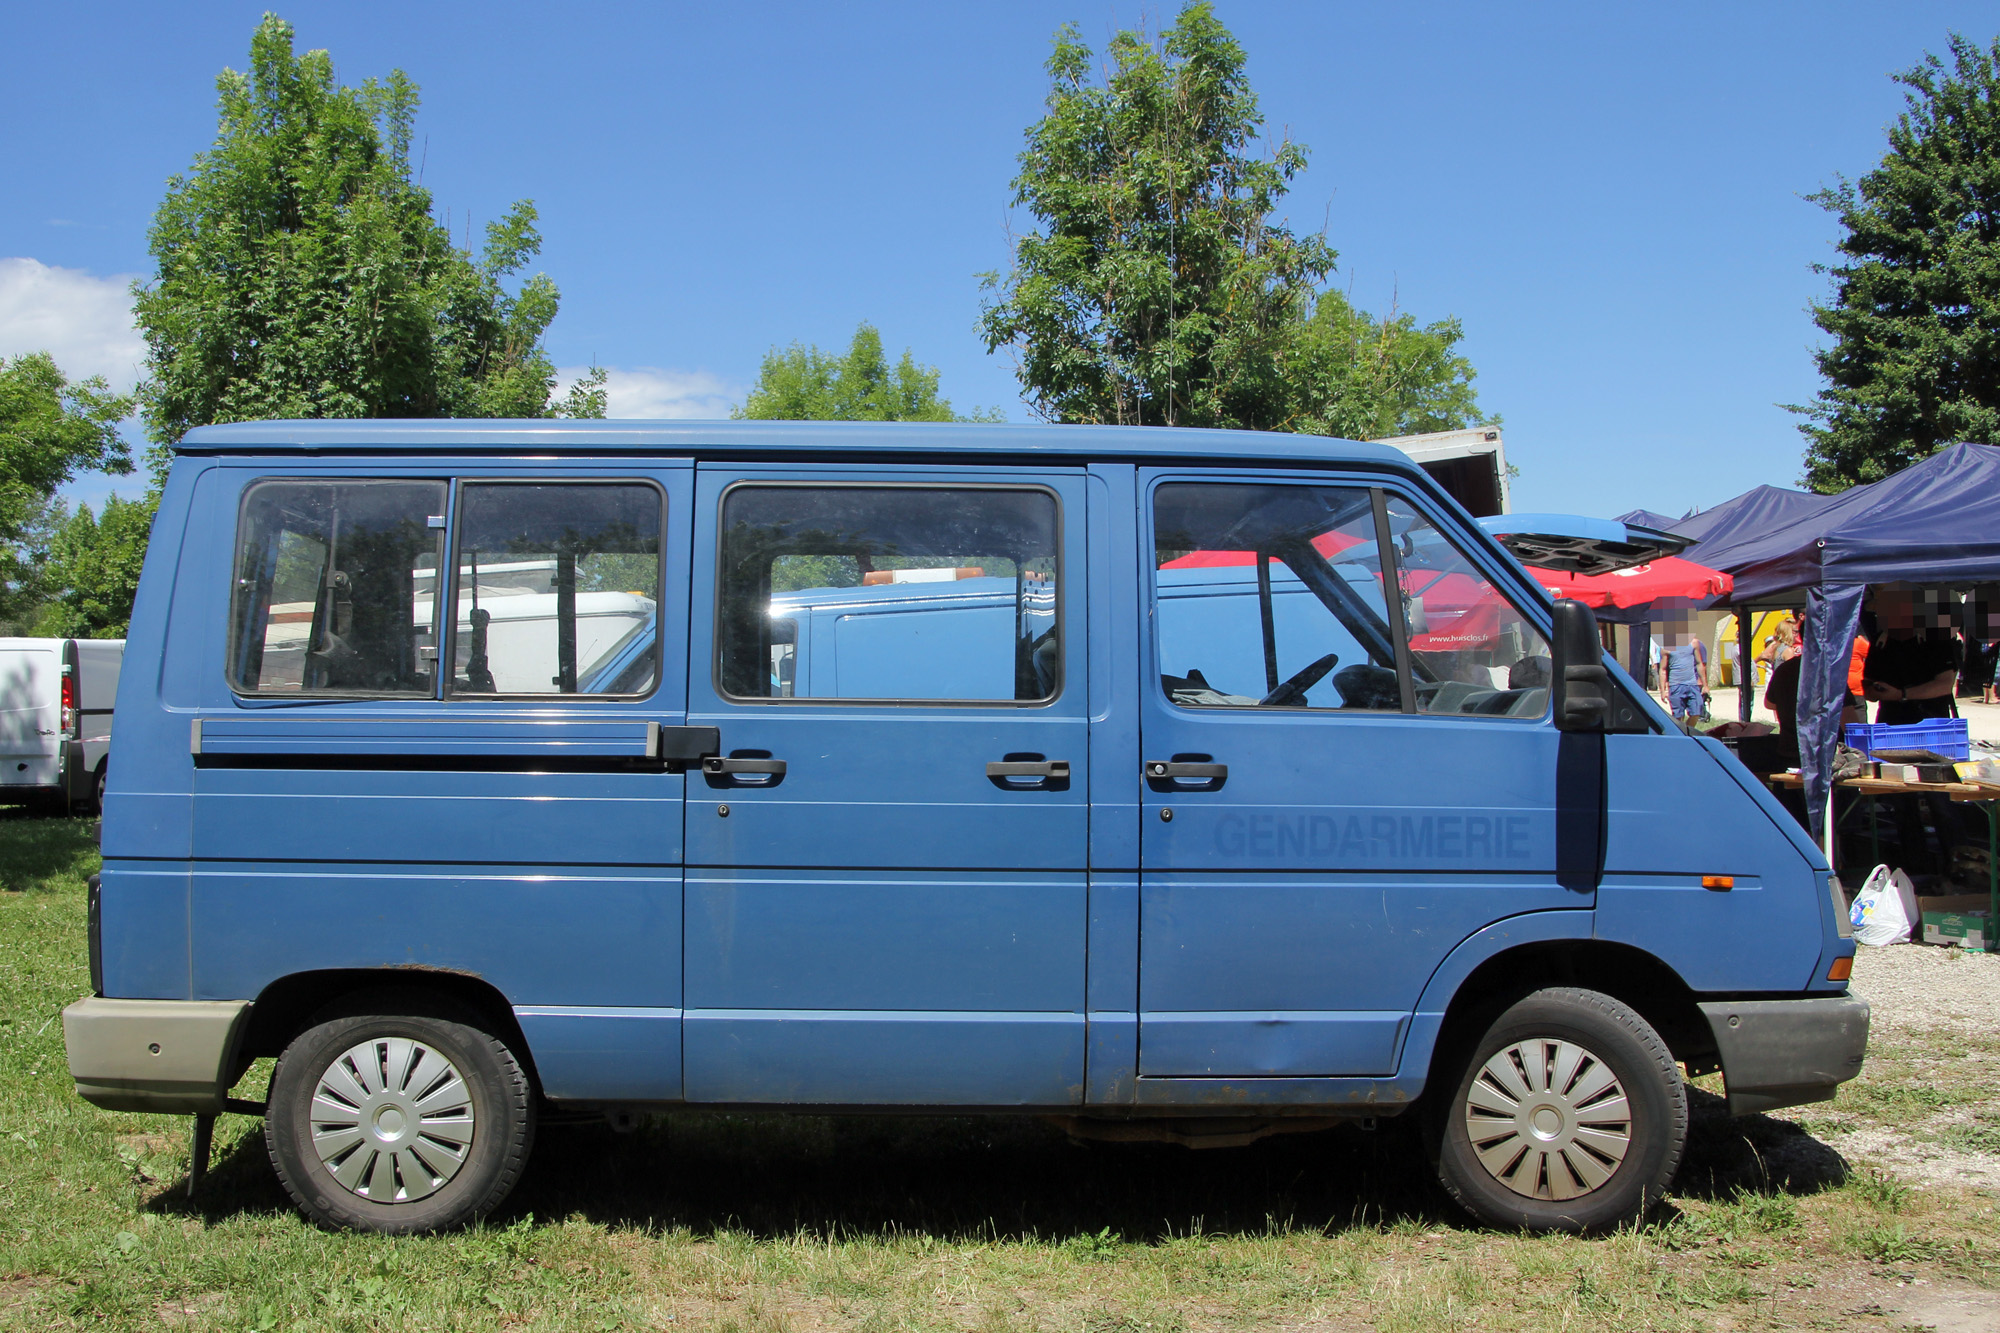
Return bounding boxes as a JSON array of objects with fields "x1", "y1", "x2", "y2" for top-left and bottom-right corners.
[
  {"x1": 310, "y1": 1037, "x2": 475, "y2": 1203},
  {"x1": 1464, "y1": 1037, "x2": 1633, "y2": 1201}
]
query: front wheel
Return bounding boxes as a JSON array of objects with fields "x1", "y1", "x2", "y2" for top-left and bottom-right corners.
[
  {"x1": 266, "y1": 999, "x2": 535, "y2": 1233},
  {"x1": 1434, "y1": 987, "x2": 1686, "y2": 1234}
]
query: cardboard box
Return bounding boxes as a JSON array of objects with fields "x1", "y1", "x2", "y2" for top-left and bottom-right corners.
[{"x1": 1923, "y1": 909, "x2": 1991, "y2": 950}]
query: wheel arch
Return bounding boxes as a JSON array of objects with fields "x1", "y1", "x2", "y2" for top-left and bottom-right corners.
[
  {"x1": 237, "y1": 968, "x2": 538, "y2": 1091},
  {"x1": 1405, "y1": 913, "x2": 1715, "y2": 1098}
]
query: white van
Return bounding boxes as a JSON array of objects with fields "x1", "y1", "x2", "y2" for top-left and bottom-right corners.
[{"x1": 0, "y1": 637, "x2": 124, "y2": 810}]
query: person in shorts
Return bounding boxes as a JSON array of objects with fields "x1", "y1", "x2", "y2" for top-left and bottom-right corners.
[{"x1": 1661, "y1": 632, "x2": 1708, "y2": 722}]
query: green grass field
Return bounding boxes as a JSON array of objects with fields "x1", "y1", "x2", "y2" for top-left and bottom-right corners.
[{"x1": 3, "y1": 809, "x2": 1996, "y2": 1331}]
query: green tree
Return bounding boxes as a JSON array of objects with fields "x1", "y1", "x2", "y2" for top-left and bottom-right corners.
[
  {"x1": 29, "y1": 496, "x2": 154, "y2": 639},
  {"x1": 0, "y1": 353, "x2": 134, "y2": 629},
  {"x1": 735, "y1": 322, "x2": 1001, "y2": 423},
  {"x1": 1286, "y1": 290, "x2": 1487, "y2": 440},
  {"x1": 134, "y1": 13, "x2": 602, "y2": 469},
  {"x1": 980, "y1": 4, "x2": 1486, "y2": 437},
  {"x1": 1792, "y1": 34, "x2": 2000, "y2": 491}
]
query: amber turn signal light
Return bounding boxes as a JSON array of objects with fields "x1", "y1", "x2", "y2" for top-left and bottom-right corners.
[
  {"x1": 1826, "y1": 957, "x2": 1853, "y2": 982},
  {"x1": 1701, "y1": 875, "x2": 1734, "y2": 890}
]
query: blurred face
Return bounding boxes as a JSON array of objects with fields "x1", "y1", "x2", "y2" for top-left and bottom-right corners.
[{"x1": 1875, "y1": 589, "x2": 1951, "y2": 631}]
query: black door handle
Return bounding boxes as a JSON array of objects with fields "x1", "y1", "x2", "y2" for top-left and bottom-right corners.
[
  {"x1": 986, "y1": 757, "x2": 1071, "y2": 790},
  {"x1": 986, "y1": 760, "x2": 1070, "y2": 779},
  {"x1": 1146, "y1": 760, "x2": 1226, "y2": 780},
  {"x1": 1145, "y1": 758, "x2": 1227, "y2": 791},
  {"x1": 702, "y1": 754, "x2": 786, "y2": 787}
]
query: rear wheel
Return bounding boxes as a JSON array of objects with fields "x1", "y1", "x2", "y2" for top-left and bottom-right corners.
[
  {"x1": 1433, "y1": 987, "x2": 1686, "y2": 1233},
  {"x1": 265, "y1": 999, "x2": 534, "y2": 1233},
  {"x1": 92, "y1": 762, "x2": 106, "y2": 814}
]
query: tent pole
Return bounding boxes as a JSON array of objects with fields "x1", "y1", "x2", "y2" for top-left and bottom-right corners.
[{"x1": 1738, "y1": 609, "x2": 1754, "y2": 722}]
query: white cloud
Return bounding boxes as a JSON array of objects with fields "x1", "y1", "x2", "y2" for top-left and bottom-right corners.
[
  {"x1": 0, "y1": 257, "x2": 146, "y2": 391},
  {"x1": 558, "y1": 365, "x2": 739, "y2": 419}
]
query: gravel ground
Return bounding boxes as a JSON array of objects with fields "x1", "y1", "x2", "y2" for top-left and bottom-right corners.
[
  {"x1": 1850, "y1": 939, "x2": 2000, "y2": 1036},
  {"x1": 1825, "y1": 942, "x2": 2000, "y2": 1192}
]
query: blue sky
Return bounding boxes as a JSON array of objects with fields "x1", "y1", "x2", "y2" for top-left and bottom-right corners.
[{"x1": 3, "y1": 2, "x2": 1993, "y2": 518}]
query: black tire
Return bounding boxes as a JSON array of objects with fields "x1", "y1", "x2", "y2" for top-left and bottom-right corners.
[
  {"x1": 265, "y1": 997, "x2": 535, "y2": 1233},
  {"x1": 1432, "y1": 987, "x2": 1686, "y2": 1234},
  {"x1": 91, "y1": 762, "x2": 106, "y2": 815}
]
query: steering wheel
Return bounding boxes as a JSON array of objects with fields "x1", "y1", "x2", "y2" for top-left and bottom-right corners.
[{"x1": 1260, "y1": 652, "x2": 1339, "y2": 707}]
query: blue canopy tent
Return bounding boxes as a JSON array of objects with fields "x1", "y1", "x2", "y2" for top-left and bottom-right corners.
[
  {"x1": 1614, "y1": 508, "x2": 1683, "y2": 532},
  {"x1": 1688, "y1": 444, "x2": 2000, "y2": 848},
  {"x1": 1672, "y1": 485, "x2": 1836, "y2": 568},
  {"x1": 1602, "y1": 491, "x2": 1837, "y2": 685}
]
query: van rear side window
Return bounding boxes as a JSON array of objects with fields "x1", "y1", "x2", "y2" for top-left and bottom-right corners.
[
  {"x1": 228, "y1": 480, "x2": 446, "y2": 696},
  {"x1": 717, "y1": 485, "x2": 1059, "y2": 703}
]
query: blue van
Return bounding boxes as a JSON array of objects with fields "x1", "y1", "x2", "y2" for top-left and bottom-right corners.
[{"x1": 62, "y1": 421, "x2": 1866, "y2": 1235}]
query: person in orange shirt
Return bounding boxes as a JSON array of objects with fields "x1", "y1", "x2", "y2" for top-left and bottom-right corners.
[{"x1": 1848, "y1": 628, "x2": 1870, "y2": 698}]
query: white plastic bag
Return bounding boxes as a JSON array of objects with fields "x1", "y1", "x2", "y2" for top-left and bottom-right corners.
[{"x1": 1851, "y1": 864, "x2": 1918, "y2": 947}]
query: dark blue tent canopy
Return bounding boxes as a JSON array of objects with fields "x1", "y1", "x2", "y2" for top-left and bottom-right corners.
[
  {"x1": 1614, "y1": 508, "x2": 1681, "y2": 531},
  {"x1": 1671, "y1": 485, "x2": 1836, "y2": 580},
  {"x1": 1711, "y1": 444, "x2": 2000, "y2": 602},
  {"x1": 1678, "y1": 444, "x2": 2000, "y2": 850}
]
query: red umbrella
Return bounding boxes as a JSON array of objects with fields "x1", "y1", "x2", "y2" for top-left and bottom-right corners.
[{"x1": 1527, "y1": 556, "x2": 1732, "y2": 610}]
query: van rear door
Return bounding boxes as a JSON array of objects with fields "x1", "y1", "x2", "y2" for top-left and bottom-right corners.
[{"x1": 0, "y1": 642, "x2": 60, "y2": 789}]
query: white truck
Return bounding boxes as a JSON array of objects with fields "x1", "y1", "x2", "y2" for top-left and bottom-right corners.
[{"x1": 0, "y1": 637, "x2": 124, "y2": 811}]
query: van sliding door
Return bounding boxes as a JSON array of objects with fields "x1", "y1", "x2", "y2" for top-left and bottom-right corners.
[{"x1": 682, "y1": 465, "x2": 1090, "y2": 1106}]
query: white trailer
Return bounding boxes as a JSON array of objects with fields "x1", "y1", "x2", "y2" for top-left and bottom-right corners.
[{"x1": 0, "y1": 637, "x2": 124, "y2": 810}]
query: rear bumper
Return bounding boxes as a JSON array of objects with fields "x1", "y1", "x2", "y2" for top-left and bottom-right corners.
[
  {"x1": 1699, "y1": 995, "x2": 1870, "y2": 1116},
  {"x1": 62, "y1": 997, "x2": 252, "y2": 1114}
]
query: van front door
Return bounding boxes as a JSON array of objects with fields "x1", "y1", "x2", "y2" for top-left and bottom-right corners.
[
  {"x1": 1135, "y1": 473, "x2": 1582, "y2": 1084},
  {"x1": 683, "y1": 466, "x2": 1090, "y2": 1106}
]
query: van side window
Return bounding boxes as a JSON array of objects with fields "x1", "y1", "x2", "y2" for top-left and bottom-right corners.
[
  {"x1": 1152, "y1": 482, "x2": 1402, "y2": 710},
  {"x1": 228, "y1": 481, "x2": 446, "y2": 696},
  {"x1": 1384, "y1": 497, "x2": 1553, "y2": 719},
  {"x1": 717, "y1": 485, "x2": 1059, "y2": 702},
  {"x1": 450, "y1": 483, "x2": 663, "y2": 696}
]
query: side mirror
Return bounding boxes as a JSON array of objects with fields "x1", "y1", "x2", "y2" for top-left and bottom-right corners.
[{"x1": 1550, "y1": 599, "x2": 1648, "y2": 733}]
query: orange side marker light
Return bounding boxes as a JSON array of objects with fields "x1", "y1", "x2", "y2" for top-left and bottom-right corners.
[
  {"x1": 1827, "y1": 957, "x2": 1853, "y2": 982},
  {"x1": 1701, "y1": 875, "x2": 1734, "y2": 890}
]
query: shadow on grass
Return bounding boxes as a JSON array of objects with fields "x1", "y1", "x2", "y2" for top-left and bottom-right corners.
[
  {"x1": 150, "y1": 1086, "x2": 1849, "y2": 1242},
  {"x1": 0, "y1": 805, "x2": 98, "y2": 893},
  {"x1": 1672, "y1": 1086, "x2": 1850, "y2": 1201}
]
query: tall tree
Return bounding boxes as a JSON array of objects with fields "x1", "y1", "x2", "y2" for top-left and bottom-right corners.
[
  {"x1": 1286, "y1": 290, "x2": 1487, "y2": 441},
  {"x1": 981, "y1": 4, "x2": 1485, "y2": 437},
  {"x1": 0, "y1": 353, "x2": 134, "y2": 630},
  {"x1": 735, "y1": 323, "x2": 1001, "y2": 422},
  {"x1": 134, "y1": 14, "x2": 603, "y2": 466},
  {"x1": 1792, "y1": 33, "x2": 2000, "y2": 491}
]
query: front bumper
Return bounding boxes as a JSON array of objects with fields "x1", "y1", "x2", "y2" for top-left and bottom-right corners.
[
  {"x1": 1699, "y1": 994, "x2": 1870, "y2": 1116},
  {"x1": 63, "y1": 997, "x2": 252, "y2": 1114}
]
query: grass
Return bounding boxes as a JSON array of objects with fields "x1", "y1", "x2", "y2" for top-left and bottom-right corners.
[{"x1": 4, "y1": 809, "x2": 2000, "y2": 1330}]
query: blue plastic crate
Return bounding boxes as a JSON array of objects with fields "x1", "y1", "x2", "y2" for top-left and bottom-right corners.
[{"x1": 1843, "y1": 718, "x2": 1971, "y2": 761}]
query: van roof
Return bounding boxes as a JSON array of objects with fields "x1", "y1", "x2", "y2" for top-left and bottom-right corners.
[{"x1": 175, "y1": 418, "x2": 1417, "y2": 472}]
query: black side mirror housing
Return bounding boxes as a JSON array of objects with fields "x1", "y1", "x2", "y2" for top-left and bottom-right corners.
[{"x1": 1550, "y1": 599, "x2": 1648, "y2": 733}]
